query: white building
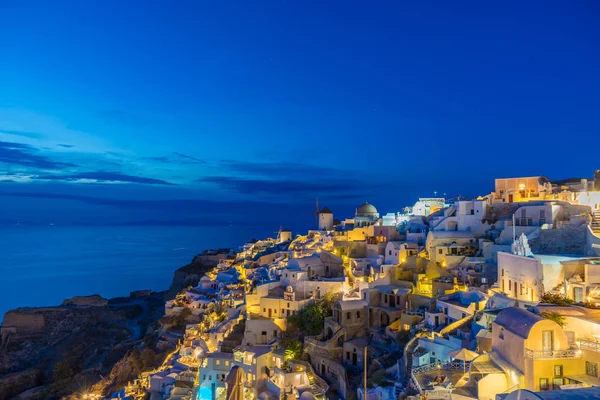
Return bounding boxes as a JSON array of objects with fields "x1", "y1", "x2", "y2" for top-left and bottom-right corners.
[
  {"x1": 197, "y1": 352, "x2": 233, "y2": 399},
  {"x1": 318, "y1": 207, "x2": 334, "y2": 230},
  {"x1": 497, "y1": 234, "x2": 581, "y2": 302},
  {"x1": 354, "y1": 202, "x2": 380, "y2": 228},
  {"x1": 412, "y1": 198, "x2": 445, "y2": 216},
  {"x1": 384, "y1": 241, "x2": 418, "y2": 265}
]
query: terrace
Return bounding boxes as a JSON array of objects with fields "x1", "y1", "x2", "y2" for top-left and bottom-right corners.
[{"x1": 410, "y1": 362, "x2": 476, "y2": 399}]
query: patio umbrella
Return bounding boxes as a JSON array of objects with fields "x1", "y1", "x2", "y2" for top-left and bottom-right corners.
[
  {"x1": 226, "y1": 366, "x2": 245, "y2": 400},
  {"x1": 448, "y1": 348, "x2": 479, "y2": 375}
]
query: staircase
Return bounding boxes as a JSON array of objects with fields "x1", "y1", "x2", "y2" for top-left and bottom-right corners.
[
  {"x1": 439, "y1": 315, "x2": 472, "y2": 337},
  {"x1": 592, "y1": 209, "x2": 600, "y2": 235},
  {"x1": 404, "y1": 332, "x2": 426, "y2": 377},
  {"x1": 220, "y1": 320, "x2": 245, "y2": 352},
  {"x1": 290, "y1": 360, "x2": 327, "y2": 400},
  {"x1": 307, "y1": 370, "x2": 326, "y2": 400}
]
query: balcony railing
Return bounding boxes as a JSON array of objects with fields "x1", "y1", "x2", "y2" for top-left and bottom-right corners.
[
  {"x1": 579, "y1": 339, "x2": 600, "y2": 353},
  {"x1": 524, "y1": 348, "x2": 581, "y2": 360},
  {"x1": 412, "y1": 362, "x2": 465, "y2": 375},
  {"x1": 410, "y1": 362, "x2": 463, "y2": 399}
]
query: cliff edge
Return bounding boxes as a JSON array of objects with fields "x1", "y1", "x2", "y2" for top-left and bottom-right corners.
[{"x1": 0, "y1": 293, "x2": 165, "y2": 400}]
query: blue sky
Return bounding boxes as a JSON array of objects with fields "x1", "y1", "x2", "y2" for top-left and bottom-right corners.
[{"x1": 1, "y1": 0, "x2": 599, "y2": 230}]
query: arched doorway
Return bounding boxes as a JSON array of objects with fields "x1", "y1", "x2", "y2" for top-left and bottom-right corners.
[{"x1": 380, "y1": 311, "x2": 390, "y2": 327}]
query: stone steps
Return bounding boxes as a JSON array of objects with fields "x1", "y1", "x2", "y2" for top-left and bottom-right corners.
[
  {"x1": 592, "y1": 211, "x2": 600, "y2": 234},
  {"x1": 306, "y1": 371, "x2": 326, "y2": 399}
]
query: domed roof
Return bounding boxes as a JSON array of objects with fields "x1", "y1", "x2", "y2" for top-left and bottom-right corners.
[
  {"x1": 356, "y1": 202, "x2": 378, "y2": 216},
  {"x1": 300, "y1": 392, "x2": 317, "y2": 400}
]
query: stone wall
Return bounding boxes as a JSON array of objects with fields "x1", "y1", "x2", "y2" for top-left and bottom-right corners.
[
  {"x1": 529, "y1": 226, "x2": 587, "y2": 255},
  {"x1": 306, "y1": 353, "x2": 348, "y2": 398}
]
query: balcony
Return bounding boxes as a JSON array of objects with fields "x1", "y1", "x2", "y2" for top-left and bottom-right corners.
[
  {"x1": 524, "y1": 348, "x2": 582, "y2": 360},
  {"x1": 579, "y1": 339, "x2": 600, "y2": 353},
  {"x1": 410, "y1": 362, "x2": 464, "y2": 400}
]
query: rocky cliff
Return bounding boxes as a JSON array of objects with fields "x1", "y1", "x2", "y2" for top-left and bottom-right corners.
[
  {"x1": 0, "y1": 293, "x2": 165, "y2": 400},
  {"x1": 167, "y1": 252, "x2": 230, "y2": 297},
  {"x1": 0, "y1": 250, "x2": 227, "y2": 399}
]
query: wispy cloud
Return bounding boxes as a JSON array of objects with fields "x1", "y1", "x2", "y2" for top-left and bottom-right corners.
[
  {"x1": 143, "y1": 152, "x2": 205, "y2": 165},
  {"x1": 218, "y1": 160, "x2": 342, "y2": 178},
  {"x1": 198, "y1": 176, "x2": 370, "y2": 196},
  {"x1": 0, "y1": 141, "x2": 77, "y2": 169},
  {"x1": 143, "y1": 156, "x2": 171, "y2": 163},
  {"x1": 173, "y1": 152, "x2": 205, "y2": 164},
  {"x1": 0, "y1": 129, "x2": 45, "y2": 139},
  {"x1": 35, "y1": 171, "x2": 174, "y2": 185},
  {"x1": 57, "y1": 143, "x2": 74, "y2": 148},
  {"x1": 0, "y1": 190, "x2": 303, "y2": 213}
]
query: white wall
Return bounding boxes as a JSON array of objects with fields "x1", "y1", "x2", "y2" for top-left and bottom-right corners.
[{"x1": 497, "y1": 252, "x2": 541, "y2": 301}]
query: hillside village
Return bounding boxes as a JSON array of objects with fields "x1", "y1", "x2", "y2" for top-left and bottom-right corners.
[{"x1": 110, "y1": 171, "x2": 600, "y2": 400}]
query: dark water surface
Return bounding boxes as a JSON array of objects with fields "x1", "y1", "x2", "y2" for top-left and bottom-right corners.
[{"x1": 0, "y1": 225, "x2": 261, "y2": 319}]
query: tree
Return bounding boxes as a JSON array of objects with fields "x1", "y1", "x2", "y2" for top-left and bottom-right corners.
[
  {"x1": 283, "y1": 340, "x2": 303, "y2": 361},
  {"x1": 541, "y1": 311, "x2": 566, "y2": 328},
  {"x1": 289, "y1": 303, "x2": 328, "y2": 336},
  {"x1": 322, "y1": 291, "x2": 341, "y2": 312},
  {"x1": 53, "y1": 360, "x2": 73, "y2": 381}
]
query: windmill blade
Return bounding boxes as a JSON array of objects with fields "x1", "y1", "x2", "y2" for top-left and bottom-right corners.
[{"x1": 315, "y1": 197, "x2": 319, "y2": 228}]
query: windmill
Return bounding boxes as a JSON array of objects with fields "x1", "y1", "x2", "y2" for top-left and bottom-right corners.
[
  {"x1": 274, "y1": 225, "x2": 282, "y2": 242},
  {"x1": 307, "y1": 197, "x2": 320, "y2": 229}
]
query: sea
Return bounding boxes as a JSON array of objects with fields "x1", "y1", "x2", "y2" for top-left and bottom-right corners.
[{"x1": 0, "y1": 225, "x2": 268, "y2": 320}]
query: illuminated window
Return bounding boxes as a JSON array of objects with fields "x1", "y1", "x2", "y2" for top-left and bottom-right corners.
[
  {"x1": 216, "y1": 360, "x2": 220, "y2": 366},
  {"x1": 539, "y1": 378, "x2": 549, "y2": 391},
  {"x1": 554, "y1": 365, "x2": 563, "y2": 377},
  {"x1": 587, "y1": 362, "x2": 598, "y2": 377}
]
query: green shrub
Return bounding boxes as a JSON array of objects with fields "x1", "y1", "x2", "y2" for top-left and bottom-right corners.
[
  {"x1": 282, "y1": 340, "x2": 303, "y2": 361},
  {"x1": 541, "y1": 311, "x2": 566, "y2": 328}
]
